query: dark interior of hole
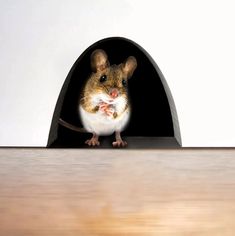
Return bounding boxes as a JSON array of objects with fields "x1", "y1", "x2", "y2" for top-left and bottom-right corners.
[{"x1": 48, "y1": 37, "x2": 175, "y2": 147}]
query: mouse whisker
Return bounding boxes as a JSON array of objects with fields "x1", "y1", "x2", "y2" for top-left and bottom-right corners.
[{"x1": 100, "y1": 84, "x2": 109, "y2": 95}]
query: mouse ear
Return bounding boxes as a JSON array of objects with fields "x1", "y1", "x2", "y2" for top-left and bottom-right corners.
[
  {"x1": 90, "y1": 49, "x2": 110, "y2": 72},
  {"x1": 122, "y1": 56, "x2": 137, "y2": 79}
]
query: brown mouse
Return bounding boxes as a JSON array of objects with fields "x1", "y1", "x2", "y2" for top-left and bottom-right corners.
[{"x1": 79, "y1": 49, "x2": 137, "y2": 147}]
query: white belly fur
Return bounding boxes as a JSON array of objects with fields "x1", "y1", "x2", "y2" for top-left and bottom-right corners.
[{"x1": 79, "y1": 105, "x2": 130, "y2": 136}]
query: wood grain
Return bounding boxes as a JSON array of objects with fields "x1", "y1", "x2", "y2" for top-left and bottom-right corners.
[{"x1": 0, "y1": 148, "x2": 235, "y2": 235}]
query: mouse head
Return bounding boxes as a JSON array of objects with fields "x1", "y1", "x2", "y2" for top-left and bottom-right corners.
[{"x1": 88, "y1": 49, "x2": 137, "y2": 102}]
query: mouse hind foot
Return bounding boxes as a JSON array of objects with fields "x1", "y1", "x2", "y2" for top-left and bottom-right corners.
[
  {"x1": 112, "y1": 139, "x2": 127, "y2": 147},
  {"x1": 85, "y1": 133, "x2": 100, "y2": 147},
  {"x1": 112, "y1": 131, "x2": 127, "y2": 148}
]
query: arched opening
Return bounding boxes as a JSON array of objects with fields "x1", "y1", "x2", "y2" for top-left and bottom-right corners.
[{"x1": 47, "y1": 37, "x2": 181, "y2": 148}]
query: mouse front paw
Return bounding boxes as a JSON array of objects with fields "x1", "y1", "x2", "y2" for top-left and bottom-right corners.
[
  {"x1": 99, "y1": 102, "x2": 115, "y2": 117},
  {"x1": 105, "y1": 109, "x2": 115, "y2": 117}
]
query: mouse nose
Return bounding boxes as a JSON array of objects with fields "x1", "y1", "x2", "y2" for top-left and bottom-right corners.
[{"x1": 109, "y1": 88, "x2": 119, "y2": 99}]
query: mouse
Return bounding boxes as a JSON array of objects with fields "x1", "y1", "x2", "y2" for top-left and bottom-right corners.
[{"x1": 79, "y1": 49, "x2": 137, "y2": 147}]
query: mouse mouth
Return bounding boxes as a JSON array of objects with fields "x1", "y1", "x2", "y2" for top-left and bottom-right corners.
[
  {"x1": 100, "y1": 98, "x2": 115, "y2": 104},
  {"x1": 96, "y1": 92, "x2": 120, "y2": 105},
  {"x1": 108, "y1": 98, "x2": 116, "y2": 103}
]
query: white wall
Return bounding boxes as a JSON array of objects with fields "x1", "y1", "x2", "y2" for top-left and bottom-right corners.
[{"x1": 0, "y1": 0, "x2": 235, "y2": 147}]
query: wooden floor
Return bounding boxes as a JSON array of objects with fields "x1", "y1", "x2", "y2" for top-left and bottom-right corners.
[{"x1": 0, "y1": 148, "x2": 235, "y2": 235}]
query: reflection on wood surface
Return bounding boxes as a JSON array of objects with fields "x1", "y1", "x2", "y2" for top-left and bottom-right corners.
[{"x1": 0, "y1": 148, "x2": 235, "y2": 235}]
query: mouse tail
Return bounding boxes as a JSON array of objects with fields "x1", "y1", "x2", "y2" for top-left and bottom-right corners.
[{"x1": 58, "y1": 118, "x2": 87, "y2": 133}]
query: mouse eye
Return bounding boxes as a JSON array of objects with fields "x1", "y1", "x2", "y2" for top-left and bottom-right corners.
[
  {"x1": 122, "y1": 79, "x2": 127, "y2": 87},
  {"x1": 99, "y1": 75, "x2": 107, "y2": 83}
]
